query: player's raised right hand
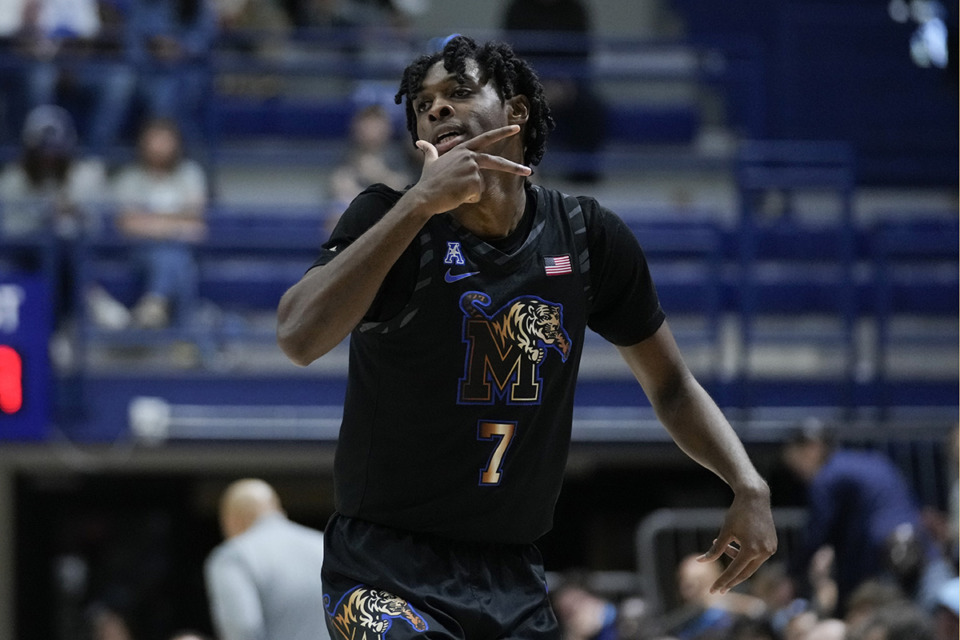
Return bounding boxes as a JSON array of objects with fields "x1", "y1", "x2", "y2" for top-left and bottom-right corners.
[{"x1": 412, "y1": 124, "x2": 531, "y2": 212}]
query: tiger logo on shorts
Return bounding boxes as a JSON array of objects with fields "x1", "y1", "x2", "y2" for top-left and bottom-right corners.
[{"x1": 325, "y1": 586, "x2": 428, "y2": 639}]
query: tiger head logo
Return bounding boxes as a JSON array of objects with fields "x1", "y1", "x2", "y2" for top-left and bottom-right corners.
[
  {"x1": 461, "y1": 291, "x2": 571, "y2": 364},
  {"x1": 515, "y1": 300, "x2": 571, "y2": 363},
  {"x1": 326, "y1": 586, "x2": 428, "y2": 640}
]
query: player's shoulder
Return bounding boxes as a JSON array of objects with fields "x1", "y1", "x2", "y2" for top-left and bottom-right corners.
[
  {"x1": 530, "y1": 182, "x2": 610, "y2": 213},
  {"x1": 529, "y1": 183, "x2": 625, "y2": 238},
  {"x1": 354, "y1": 183, "x2": 406, "y2": 208},
  {"x1": 335, "y1": 183, "x2": 407, "y2": 233}
]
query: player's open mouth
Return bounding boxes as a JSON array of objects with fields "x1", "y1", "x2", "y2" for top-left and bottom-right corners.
[{"x1": 434, "y1": 129, "x2": 464, "y2": 154}]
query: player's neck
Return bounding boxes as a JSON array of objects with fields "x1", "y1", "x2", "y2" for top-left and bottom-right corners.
[{"x1": 452, "y1": 178, "x2": 527, "y2": 240}]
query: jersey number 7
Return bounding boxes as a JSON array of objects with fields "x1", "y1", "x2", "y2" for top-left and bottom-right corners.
[{"x1": 478, "y1": 421, "x2": 516, "y2": 486}]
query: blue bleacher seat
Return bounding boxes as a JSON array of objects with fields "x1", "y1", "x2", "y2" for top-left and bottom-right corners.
[
  {"x1": 72, "y1": 207, "x2": 327, "y2": 363},
  {"x1": 734, "y1": 140, "x2": 859, "y2": 412},
  {"x1": 869, "y1": 217, "x2": 959, "y2": 410}
]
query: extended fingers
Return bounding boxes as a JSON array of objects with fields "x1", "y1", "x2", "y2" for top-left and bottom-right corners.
[
  {"x1": 698, "y1": 537, "x2": 774, "y2": 594},
  {"x1": 464, "y1": 124, "x2": 523, "y2": 150},
  {"x1": 475, "y1": 153, "x2": 531, "y2": 176},
  {"x1": 711, "y1": 553, "x2": 769, "y2": 594}
]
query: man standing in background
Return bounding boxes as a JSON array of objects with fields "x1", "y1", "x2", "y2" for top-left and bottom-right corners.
[{"x1": 205, "y1": 478, "x2": 330, "y2": 640}]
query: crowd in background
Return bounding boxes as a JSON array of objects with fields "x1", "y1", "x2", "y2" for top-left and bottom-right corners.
[
  {"x1": 0, "y1": 0, "x2": 612, "y2": 358},
  {"x1": 50, "y1": 424, "x2": 955, "y2": 640},
  {"x1": 0, "y1": 0, "x2": 427, "y2": 355},
  {"x1": 0, "y1": 0, "x2": 428, "y2": 148},
  {"x1": 1, "y1": 3, "x2": 956, "y2": 640},
  {"x1": 550, "y1": 424, "x2": 959, "y2": 640}
]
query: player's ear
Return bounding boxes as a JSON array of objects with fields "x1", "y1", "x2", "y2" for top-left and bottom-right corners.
[{"x1": 506, "y1": 95, "x2": 530, "y2": 125}]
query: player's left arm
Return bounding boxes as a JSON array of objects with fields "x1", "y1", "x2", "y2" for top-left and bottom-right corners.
[{"x1": 616, "y1": 321, "x2": 777, "y2": 593}]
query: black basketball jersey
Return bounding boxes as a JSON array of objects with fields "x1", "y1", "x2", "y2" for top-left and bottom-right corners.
[{"x1": 315, "y1": 183, "x2": 664, "y2": 544}]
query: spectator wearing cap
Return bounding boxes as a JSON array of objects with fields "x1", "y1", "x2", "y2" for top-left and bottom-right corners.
[
  {"x1": 0, "y1": 104, "x2": 118, "y2": 342},
  {"x1": 0, "y1": 104, "x2": 108, "y2": 239}
]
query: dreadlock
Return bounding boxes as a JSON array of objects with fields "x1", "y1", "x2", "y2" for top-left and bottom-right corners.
[{"x1": 395, "y1": 35, "x2": 555, "y2": 168}]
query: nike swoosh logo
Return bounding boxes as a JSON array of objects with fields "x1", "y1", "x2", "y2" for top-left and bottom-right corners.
[{"x1": 444, "y1": 268, "x2": 480, "y2": 283}]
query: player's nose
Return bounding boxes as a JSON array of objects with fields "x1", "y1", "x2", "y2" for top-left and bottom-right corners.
[{"x1": 428, "y1": 101, "x2": 454, "y2": 121}]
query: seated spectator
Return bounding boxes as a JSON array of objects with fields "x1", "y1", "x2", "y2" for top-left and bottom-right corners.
[
  {"x1": 843, "y1": 579, "x2": 908, "y2": 631},
  {"x1": 112, "y1": 117, "x2": 208, "y2": 329},
  {"x1": 746, "y1": 561, "x2": 816, "y2": 638},
  {"x1": 124, "y1": 0, "x2": 219, "y2": 148},
  {"x1": 655, "y1": 553, "x2": 766, "y2": 640},
  {"x1": 933, "y1": 577, "x2": 959, "y2": 640},
  {"x1": 168, "y1": 631, "x2": 212, "y2": 640},
  {"x1": 0, "y1": 104, "x2": 106, "y2": 239},
  {"x1": 13, "y1": 0, "x2": 137, "y2": 156},
  {"x1": 325, "y1": 103, "x2": 413, "y2": 230},
  {"x1": 0, "y1": 104, "x2": 112, "y2": 334},
  {"x1": 551, "y1": 580, "x2": 619, "y2": 640},
  {"x1": 724, "y1": 616, "x2": 777, "y2": 640},
  {"x1": 214, "y1": 0, "x2": 291, "y2": 57},
  {"x1": 846, "y1": 600, "x2": 934, "y2": 640}
]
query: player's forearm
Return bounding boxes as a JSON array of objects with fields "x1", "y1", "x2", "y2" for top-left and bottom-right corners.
[
  {"x1": 616, "y1": 330, "x2": 768, "y2": 495},
  {"x1": 657, "y1": 377, "x2": 769, "y2": 496},
  {"x1": 277, "y1": 191, "x2": 434, "y2": 365}
]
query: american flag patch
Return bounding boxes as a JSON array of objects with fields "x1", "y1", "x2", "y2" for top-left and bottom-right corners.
[{"x1": 543, "y1": 255, "x2": 572, "y2": 276}]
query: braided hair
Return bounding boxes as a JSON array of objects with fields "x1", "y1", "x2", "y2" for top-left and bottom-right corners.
[{"x1": 395, "y1": 35, "x2": 555, "y2": 167}]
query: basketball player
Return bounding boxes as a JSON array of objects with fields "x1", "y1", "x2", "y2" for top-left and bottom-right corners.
[{"x1": 277, "y1": 35, "x2": 776, "y2": 640}]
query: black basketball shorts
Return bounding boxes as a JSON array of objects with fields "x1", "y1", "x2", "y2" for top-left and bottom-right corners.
[{"x1": 320, "y1": 513, "x2": 560, "y2": 640}]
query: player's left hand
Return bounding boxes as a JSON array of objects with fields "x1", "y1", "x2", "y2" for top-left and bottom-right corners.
[{"x1": 696, "y1": 486, "x2": 777, "y2": 593}]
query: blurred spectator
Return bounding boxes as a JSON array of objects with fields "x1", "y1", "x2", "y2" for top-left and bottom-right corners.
[
  {"x1": 846, "y1": 600, "x2": 934, "y2": 640},
  {"x1": 0, "y1": 104, "x2": 106, "y2": 239},
  {"x1": 725, "y1": 616, "x2": 777, "y2": 640},
  {"x1": 81, "y1": 508, "x2": 185, "y2": 640},
  {"x1": 325, "y1": 103, "x2": 413, "y2": 230},
  {"x1": 88, "y1": 604, "x2": 135, "y2": 640},
  {"x1": 0, "y1": 104, "x2": 112, "y2": 337},
  {"x1": 932, "y1": 577, "x2": 959, "y2": 640},
  {"x1": 746, "y1": 561, "x2": 813, "y2": 638},
  {"x1": 806, "y1": 618, "x2": 846, "y2": 640},
  {"x1": 204, "y1": 478, "x2": 330, "y2": 640},
  {"x1": 551, "y1": 580, "x2": 619, "y2": 640},
  {"x1": 125, "y1": 0, "x2": 219, "y2": 147},
  {"x1": 112, "y1": 117, "x2": 207, "y2": 329},
  {"x1": 655, "y1": 554, "x2": 765, "y2": 640},
  {"x1": 12, "y1": 0, "x2": 136, "y2": 156},
  {"x1": 946, "y1": 424, "x2": 959, "y2": 564},
  {"x1": 168, "y1": 630, "x2": 213, "y2": 640},
  {"x1": 502, "y1": 0, "x2": 608, "y2": 183},
  {"x1": 280, "y1": 0, "x2": 359, "y2": 29},
  {"x1": 214, "y1": 0, "x2": 291, "y2": 57},
  {"x1": 782, "y1": 419, "x2": 953, "y2": 616},
  {"x1": 843, "y1": 579, "x2": 908, "y2": 632},
  {"x1": 922, "y1": 423, "x2": 960, "y2": 568}
]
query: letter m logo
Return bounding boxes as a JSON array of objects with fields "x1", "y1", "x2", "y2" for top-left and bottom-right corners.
[{"x1": 459, "y1": 318, "x2": 540, "y2": 404}]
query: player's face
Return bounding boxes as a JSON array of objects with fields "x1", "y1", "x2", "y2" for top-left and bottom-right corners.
[{"x1": 411, "y1": 59, "x2": 514, "y2": 157}]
